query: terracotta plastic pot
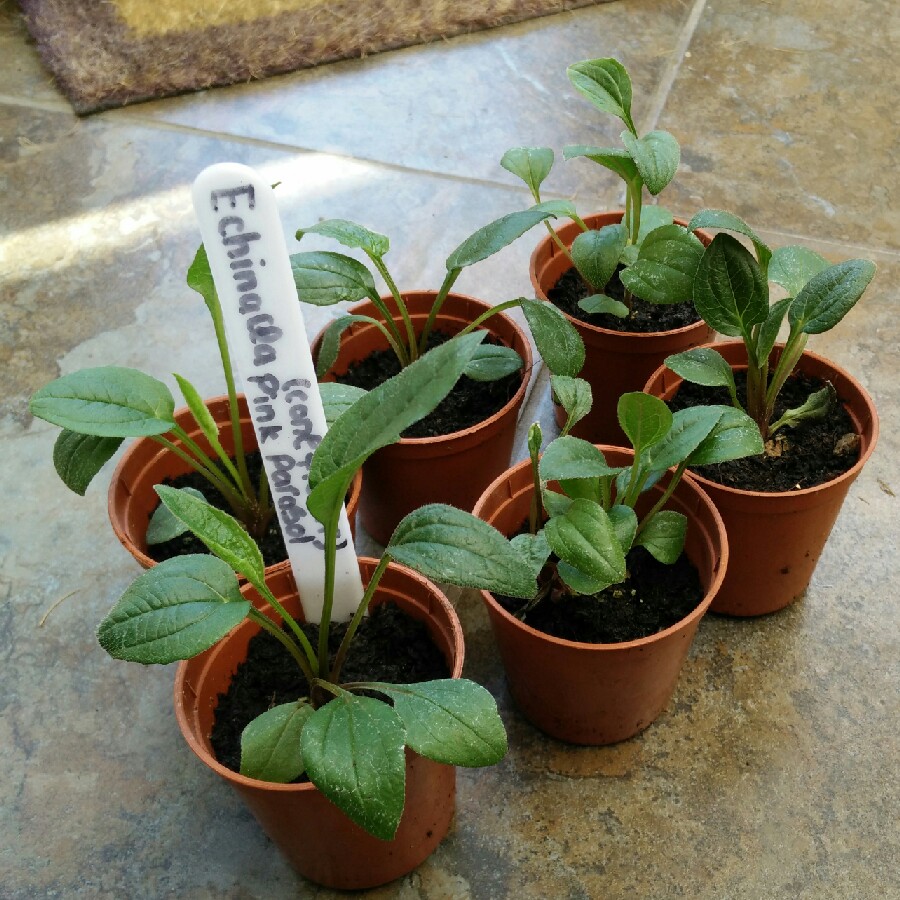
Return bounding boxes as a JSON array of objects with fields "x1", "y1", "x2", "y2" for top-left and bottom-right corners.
[
  {"x1": 472, "y1": 448, "x2": 728, "y2": 745},
  {"x1": 644, "y1": 341, "x2": 879, "y2": 616},
  {"x1": 529, "y1": 211, "x2": 714, "y2": 445},
  {"x1": 107, "y1": 394, "x2": 362, "y2": 571},
  {"x1": 314, "y1": 291, "x2": 533, "y2": 545},
  {"x1": 174, "y1": 557, "x2": 461, "y2": 890}
]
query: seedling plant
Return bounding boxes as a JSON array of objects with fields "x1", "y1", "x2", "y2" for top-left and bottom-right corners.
[
  {"x1": 291, "y1": 210, "x2": 585, "y2": 383},
  {"x1": 663, "y1": 210, "x2": 876, "y2": 441},
  {"x1": 502, "y1": 57, "x2": 705, "y2": 321},
  {"x1": 96, "y1": 333, "x2": 536, "y2": 840}
]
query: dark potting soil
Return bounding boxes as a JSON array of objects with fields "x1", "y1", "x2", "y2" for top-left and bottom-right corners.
[
  {"x1": 499, "y1": 546, "x2": 703, "y2": 644},
  {"x1": 548, "y1": 265, "x2": 702, "y2": 333},
  {"x1": 333, "y1": 330, "x2": 522, "y2": 438},
  {"x1": 667, "y1": 370, "x2": 860, "y2": 492},
  {"x1": 210, "y1": 602, "x2": 450, "y2": 775},
  {"x1": 146, "y1": 451, "x2": 288, "y2": 568}
]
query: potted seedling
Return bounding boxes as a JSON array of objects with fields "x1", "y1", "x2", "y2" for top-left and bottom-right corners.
[
  {"x1": 472, "y1": 381, "x2": 763, "y2": 743},
  {"x1": 291, "y1": 209, "x2": 585, "y2": 543},
  {"x1": 645, "y1": 211, "x2": 879, "y2": 615},
  {"x1": 98, "y1": 332, "x2": 537, "y2": 890},
  {"x1": 502, "y1": 57, "x2": 715, "y2": 442},
  {"x1": 28, "y1": 247, "x2": 362, "y2": 573}
]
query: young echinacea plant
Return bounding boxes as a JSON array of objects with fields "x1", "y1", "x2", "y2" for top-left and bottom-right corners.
[
  {"x1": 290, "y1": 210, "x2": 585, "y2": 382},
  {"x1": 663, "y1": 211, "x2": 876, "y2": 441},
  {"x1": 28, "y1": 248, "x2": 350, "y2": 547},
  {"x1": 502, "y1": 57, "x2": 703, "y2": 320},
  {"x1": 96, "y1": 332, "x2": 535, "y2": 842},
  {"x1": 508, "y1": 382, "x2": 763, "y2": 617}
]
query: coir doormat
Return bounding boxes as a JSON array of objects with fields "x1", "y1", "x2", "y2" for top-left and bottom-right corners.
[{"x1": 19, "y1": 0, "x2": 616, "y2": 115}]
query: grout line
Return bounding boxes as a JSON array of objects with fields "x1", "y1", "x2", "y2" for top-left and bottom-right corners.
[
  {"x1": 0, "y1": 92, "x2": 71, "y2": 113},
  {"x1": 640, "y1": 0, "x2": 708, "y2": 134}
]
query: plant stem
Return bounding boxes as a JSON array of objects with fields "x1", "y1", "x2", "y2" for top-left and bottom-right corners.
[
  {"x1": 328, "y1": 554, "x2": 390, "y2": 685},
  {"x1": 153, "y1": 435, "x2": 246, "y2": 511},
  {"x1": 634, "y1": 461, "x2": 688, "y2": 538},
  {"x1": 253, "y1": 582, "x2": 320, "y2": 674},
  {"x1": 371, "y1": 258, "x2": 417, "y2": 363},
  {"x1": 316, "y1": 508, "x2": 342, "y2": 676},
  {"x1": 170, "y1": 426, "x2": 246, "y2": 499},
  {"x1": 457, "y1": 299, "x2": 524, "y2": 336},
  {"x1": 248, "y1": 608, "x2": 316, "y2": 683},
  {"x1": 417, "y1": 267, "x2": 461, "y2": 356},
  {"x1": 764, "y1": 332, "x2": 808, "y2": 427}
]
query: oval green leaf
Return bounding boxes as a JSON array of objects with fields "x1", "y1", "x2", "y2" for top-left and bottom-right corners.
[
  {"x1": 551, "y1": 375, "x2": 592, "y2": 435},
  {"x1": 319, "y1": 382, "x2": 367, "y2": 428},
  {"x1": 146, "y1": 486, "x2": 206, "y2": 545},
  {"x1": 563, "y1": 145, "x2": 639, "y2": 182},
  {"x1": 446, "y1": 207, "x2": 556, "y2": 272},
  {"x1": 295, "y1": 219, "x2": 389, "y2": 259},
  {"x1": 621, "y1": 130, "x2": 680, "y2": 196},
  {"x1": 787, "y1": 259, "x2": 876, "y2": 335},
  {"x1": 570, "y1": 224, "x2": 627, "y2": 292},
  {"x1": 566, "y1": 58, "x2": 635, "y2": 133},
  {"x1": 290, "y1": 251, "x2": 377, "y2": 305},
  {"x1": 687, "y1": 407, "x2": 764, "y2": 465},
  {"x1": 500, "y1": 147, "x2": 554, "y2": 196},
  {"x1": 52, "y1": 430, "x2": 122, "y2": 496},
  {"x1": 617, "y1": 392, "x2": 672, "y2": 454},
  {"x1": 619, "y1": 224, "x2": 704, "y2": 304},
  {"x1": 634, "y1": 510, "x2": 687, "y2": 564},
  {"x1": 768, "y1": 245, "x2": 830, "y2": 298},
  {"x1": 540, "y1": 436, "x2": 621, "y2": 482},
  {"x1": 463, "y1": 344, "x2": 523, "y2": 382},
  {"x1": 645, "y1": 406, "x2": 725, "y2": 472},
  {"x1": 519, "y1": 298, "x2": 585, "y2": 377},
  {"x1": 687, "y1": 209, "x2": 772, "y2": 271},
  {"x1": 240, "y1": 701, "x2": 313, "y2": 784},
  {"x1": 665, "y1": 347, "x2": 737, "y2": 390},
  {"x1": 97, "y1": 554, "x2": 248, "y2": 664}
]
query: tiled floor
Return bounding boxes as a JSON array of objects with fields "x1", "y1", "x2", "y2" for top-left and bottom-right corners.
[{"x1": 2, "y1": 0, "x2": 898, "y2": 896}]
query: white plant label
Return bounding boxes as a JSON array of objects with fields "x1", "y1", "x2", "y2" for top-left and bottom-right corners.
[{"x1": 192, "y1": 162, "x2": 363, "y2": 622}]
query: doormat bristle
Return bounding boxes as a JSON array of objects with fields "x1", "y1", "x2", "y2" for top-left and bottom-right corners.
[{"x1": 19, "y1": 0, "x2": 616, "y2": 115}]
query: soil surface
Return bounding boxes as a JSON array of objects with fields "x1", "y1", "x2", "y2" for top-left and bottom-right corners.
[
  {"x1": 548, "y1": 265, "x2": 702, "y2": 333},
  {"x1": 667, "y1": 371, "x2": 860, "y2": 492},
  {"x1": 147, "y1": 451, "x2": 289, "y2": 568},
  {"x1": 211, "y1": 602, "x2": 450, "y2": 776},
  {"x1": 334, "y1": 330, "x2": 522, "y2": 438},
  {"x1": 499, "y1": 546, "x2": 703, "y2": 644}
]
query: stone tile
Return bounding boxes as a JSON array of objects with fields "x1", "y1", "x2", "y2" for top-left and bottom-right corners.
[
  {"x1": 661, "y1": 0, "x2": 900, "y2": 252},
  {"x1": 124, "y1": 0, "x2": 695, "y2": 201},
  {"x1": 0, "y1": 3, "x2": 66, "y2": 105}
]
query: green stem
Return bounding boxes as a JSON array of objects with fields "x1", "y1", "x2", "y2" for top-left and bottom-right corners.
[
  {"x1": 248, "y1": 609, "x2": 316, "y2": 683},
  {"x1": 254, "y1": 582, "x2": 319, "y2": 674},
  {"x1": 328, "y1": 554, "x2": 391, "y2": 685},
  {"x1": 417, "y1": 268, "x2": 461, "y2": 356},
  {"x1": 634, "y1": 461, "x2": 688, "y2": 538},
  {"x1": 316, "y1": 509, "x2": 341, "y2": 676},
  {"x1": 599, "y1": 475, "x2": 612, "y2": 511},
  {"x1": 371, "y1": 258, "x2": 417, "y2": 362},
  {"x1": 457, "y1": 299, "x2": 523, "y2": 336},
  {"x1": 528, "y1": 451, "x2": 543, "y2": 536},
  {"x1": 170, "y1": 426, "x2": 246, "y2": 498},
  {"x1": 153, "y1": 435, "x2": 245, "y2": 511},
  {"x1": 764, "y1": 332, "x2": 808, "y2": 428}
]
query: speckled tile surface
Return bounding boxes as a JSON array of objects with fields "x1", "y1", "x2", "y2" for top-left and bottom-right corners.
[{"x1": 2, "y1": 0, "x2": 898, "y2": 896}]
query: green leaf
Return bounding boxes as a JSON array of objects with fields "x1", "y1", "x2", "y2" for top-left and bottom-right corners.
[
  {"x1": 529, "y1": 199, "x2": 580, "y2": 219},
  {"x1": 635, "y1": 510, "x2": 687, "y2": 564},
  {"x1": 563, "y1": 145, "x2": 639, "y2": 183},
  {"x1": 446, "y1": 207, "x2": 556, "y2": 272},
  {"x1": 608, "y1": 504, "x2": 638, "y2": 554},
  {"x1": 154, "y1": 485, "x2": 265, "y2": 586},
  {"x1": 567, "y1": 58, "x2": 635, "y2": 133},
  {"x1": 463, "y1": 344, "x2": 524, "y2": 382},
  {"x1": 519, "y1": 298, "x2": 585, "y2": 377},
  {"x1": 97, "y1": 555, "x2": 249, "y2": 664},
  {"x1": 570, "y1": 224, "x2": 627, "y2": 292},
  {"x1": 688, "y1": 407, "x2": 764, "y2": 465},
  {"x1": 319, "y1": 382, "x2": 367, "y2": 428},
  {"x1": 372, "y1": 680, "x2": 508, "y2": 767},
  {"x1": 240, "y1": 701, "x2": 314, "y2": 783},
  {"x1": 693, "y1": 234, "x2": 769, "y2": 338},
  {"x1": 559, "y1": 477, "x2": 604, "y2": 504},
  {"x1": 295, "y1": 219, "x2": 390, "y2": 260},
  {"x1": 315, "y1": 314, "x2": 378, "y2": 377},
  {"x1": 636, "y1": 205, "x2": 675, "y2": 245},
  {"x1": 551, "y1": 375, "x2": 592, "y2": 434},
  {"x1": 52, "y1": 430, "x2": 122, "y2": 496},
  {"x1": 621, "y1": 130, "x2": 680, "y2": 196},
  {"x1": 30, "y1": 367, "x2": 176, "y2": 438},
  {"x1": 557, "y1": 561, "x2": 607, "y2": 596},
  {"x1": 301, "y1": 694, "x2": 406, "y2": 841},
  {"x1": 147, "y1": 488, "x2": 207, "y2": 546},
  {"x1": 578, "y1": 294, "x2": 629, "y2": 317},
  {"x1": 544, "y1": 499, "x2": 626, "y2": 591},
  {"x1": 290, "y1": 251, "x2": 377, "y2": 305},
  {"x1": 619, "y1": 224, "x2": 704, "y2": 304},
  {"x1": 645, "y1": 406, "x2": 726, "y2": 472},
  {"x1": 617, "y1": 392, "x2": 673, "y2": 454},
  {"x1": 687, "y1": 209, "x2": 772, "y2": 272},
  {"x1": 768, "y1": 245, "x2": 830, "y2": 298},
  {"x1": 511, "y1": 532, "x2": 552, "y2": 581},
  {"x1": 146, "y1": 487, "x2": 206, "y2": 545},
  {"x1": 540, "y1": 437, "x2": 622, "y2": 482},
  {"x1": 309, "y1": 332, "x2": 486, "y2": 527},
  {"x1": 615, "y1": 466, "x2": 664, "y2": 500},
  {"x1": 500, "y1": 147, "x2": 554, "y2": 197},
  {"x1": 665, "y1": 348, "x2": 737, "y2": 391},
  {"x1": 387, "y1": 504, "x2": 537, "y2": 599},
  {"x1": 787, "y1": 259, "x2": 876, "y2": 335},
  {"x1": 770, "y1": 383, "x2": 836, "y2": 433},
  {"x1": 174, "y1": 374, "x2": 222, "y2": 451},
  {"x1": 756, "y1": 296, "x2": 793, "y2": 366},
  {"x1": 542, "y1": 488, "x2": 573, "y2": 517},
  {"x1": 186, "y1": 244, "x2": 218, "y2": 315}
]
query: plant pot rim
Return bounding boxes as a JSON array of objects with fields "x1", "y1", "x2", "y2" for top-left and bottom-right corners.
[
  {"x1": 340, "y1": 290, "x2": 534, "y2": 448},
  {"x1": 108, "y1": 393, "x2": 363, "y2": 571},
  {"x1": 529, "y1": 209, "x2": 713, "y2": 339},
  {"x1": 174, "y1": 556, "x2": 463, "y2": 793},
  {"x1": 645, "y1": 340, "x2": 880, "y2": 501},
  {"x1": 472, "y1": 446, "x2": 728, "y2": 652}
]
